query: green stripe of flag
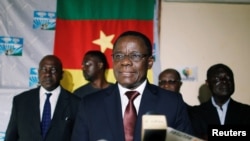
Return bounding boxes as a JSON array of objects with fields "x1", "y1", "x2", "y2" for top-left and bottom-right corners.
[{"x1": 57, "y1": 0, "x2": 155, "y2": 20}]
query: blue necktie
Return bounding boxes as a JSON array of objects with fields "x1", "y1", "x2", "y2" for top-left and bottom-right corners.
[{"x1": 41, "y1": 93, "x2": 52, "y2": 139}]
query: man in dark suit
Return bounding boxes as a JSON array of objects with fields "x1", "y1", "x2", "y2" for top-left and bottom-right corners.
[
  {"x1": 158, "y1": 68, "x2": 193, "y2": 113},
  {"x1": 190, "y1": 63, "x2": 250, "y2": 140},
  {"x1": 71, "y1": 31, "x2": 193, "y2": 141},
  {"x1": 5, "y1": 55, "x2": 80, "y2": 141}
]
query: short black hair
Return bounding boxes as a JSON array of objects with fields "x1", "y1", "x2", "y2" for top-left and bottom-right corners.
[
  {"x1": 207, "y1": 63, "x2": 234, "y2": 79},
  {"x1": 160, "y1": 68, "x2": 181, "y2": 81},
  {"x1": 39, "y1": 54, "x2": 63, "y2": 70},
  {"x1": 84, "y1": 50, "x2": 108, "y2": 69},
  {"x1": 113, "y1": 31, "x2": 152, "y2": 56}
]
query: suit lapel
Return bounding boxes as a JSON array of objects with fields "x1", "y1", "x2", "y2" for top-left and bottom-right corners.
[
  {"x1": 46, "y1": 88, "x2": 70, "y2": 138},
  {"x1": 29, "y1": 87, "x2": 43, "y2": 139},
  {"x1": 137, "y1": 83, "x2": 158, "y2": 116},
  {"x1": 51, "y1": 89, "x2": 69, "y2": 122},
  {"x1": 224, "y1": 99, "x2": 237, "y2": 124},
  {"x1": 135, "y1": 82, "x2": 159, "y2": 141},
  {"x1": 104, "y1": 85, "x2": 125, "y2": 141},
  {"x1": 206, "y1": 100, "x2": 221, "y2": 124}
]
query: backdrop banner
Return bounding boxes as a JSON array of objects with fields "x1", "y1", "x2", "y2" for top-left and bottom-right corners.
[
  {"x1": 0, "y1": 0, "x2": 160, "y2": 140},
  {"x1": 0, "y1": 1, "x2": 57, "y2": 140},
  {"x1": 54, "y1": 0, "x2": 160, "y2": 91}
]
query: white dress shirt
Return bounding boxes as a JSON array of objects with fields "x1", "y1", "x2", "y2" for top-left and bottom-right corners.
[
  {"x1": 119, "y1": 80, "x2": 147, "y2": 118},
  {"x1": 211, "y1": 97, "x2": 230, "y2": 125},
  {"x1": 40, "y1": 86, "x2": 61, "y2": 120}
]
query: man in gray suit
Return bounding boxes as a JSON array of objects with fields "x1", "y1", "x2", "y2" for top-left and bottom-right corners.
[{"x1": 5, "y1": 55, "x2": 80, "y2": 141}]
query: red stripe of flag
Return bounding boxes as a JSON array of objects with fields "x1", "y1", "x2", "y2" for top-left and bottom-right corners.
[{"x1": 54, "y1": 19, "x2": 153, "y2": 69}]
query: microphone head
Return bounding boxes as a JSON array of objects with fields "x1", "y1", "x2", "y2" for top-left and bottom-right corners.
[{"x1": 141, "y1": 115, "x2": 167, "y2": 141}]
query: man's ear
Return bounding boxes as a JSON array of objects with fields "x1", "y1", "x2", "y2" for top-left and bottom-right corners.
[
  {"x1": 180, "y1": 81, "x2": 183, "y2": 87},
  {"x1": 147, "y1": 56, "x2": 154, "y2": 69},
  {"x1": 60, "y1": 70, "x2": 64, "y2": 80},
  {"x1": 205, "y1": 80, "x2": 209, "y2": 86}
]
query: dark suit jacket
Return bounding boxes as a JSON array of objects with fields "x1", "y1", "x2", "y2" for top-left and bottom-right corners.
[
  {"x1": 71, "y1": 82, "x2": 193, "y2": 141},
  {"x1": 5, "y1": 86, "x2": 80, "y2": 141},
  {"x1": 190, "y1": 98, "x2": 250, "y2": 139}
]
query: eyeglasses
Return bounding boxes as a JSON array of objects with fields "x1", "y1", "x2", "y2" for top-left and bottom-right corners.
[
  {"x1": 158, "y1": 80, "x2": 180, "y2": 85},
  {"x1": 39, "y1": 67, "x2": 58, "y2": 74},
  {"x1": 213, "y1": 76, "x2": 231, "y2": 82},
  {"x1": 112, "y1": 53, "x2": 148, "y2": 62}
]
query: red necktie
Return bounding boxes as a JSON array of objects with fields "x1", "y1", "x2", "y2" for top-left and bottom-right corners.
[{"x1": 124, "y1": 91, "x2": 140, "y2": 141}]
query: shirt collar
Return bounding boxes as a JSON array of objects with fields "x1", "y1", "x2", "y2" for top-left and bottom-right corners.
[
  {"x1": 118, "y1": 80, "x2": 147, "y2": 96},
  {"x1": 211, "y1": 96, "x2": 230, "y2": 110},
  {"x1": 40, "y1": 86, "x2": 61, "y2": 95}
]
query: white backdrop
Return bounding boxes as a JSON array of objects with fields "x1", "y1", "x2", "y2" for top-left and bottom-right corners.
[
  {"x1": 160, "y1": 2, "x2": 250, "y2": 105},
  {"x1": 0, "y1": 1, "x2": 161, "y2": 140},
  {"x1": 0, "y1": 0, "x2": 57, "y2": 140}
]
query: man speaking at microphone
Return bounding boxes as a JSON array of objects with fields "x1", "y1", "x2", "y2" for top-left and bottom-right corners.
[{"x1": 71, "y1": 31, "x2": 193, "y2": 141}]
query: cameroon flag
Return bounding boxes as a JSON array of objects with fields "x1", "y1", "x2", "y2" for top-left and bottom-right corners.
[{"x1": 54, "y1": 0, "x2": 157, "y2": 92}]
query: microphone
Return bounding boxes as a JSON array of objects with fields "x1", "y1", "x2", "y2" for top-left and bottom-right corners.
[
  {"x1": 166, "y1": 127, "x2": 205, "y2": 141},
  {"x1": 141, "y1": 114, "x2": 205, "y2": 141},
  {"x1": 141, "y1": 114, "x2": 167, "y2": 141}
]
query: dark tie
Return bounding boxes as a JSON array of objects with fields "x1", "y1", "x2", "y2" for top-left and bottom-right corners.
[
  {"x1": 41, "y1": 93, "x2": 52, "y2": 139},
  {"x1": 124, "y1": 91, "x2": 140, "y2": 141}
]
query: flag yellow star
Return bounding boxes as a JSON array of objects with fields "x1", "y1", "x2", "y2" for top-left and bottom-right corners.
[{"x1": 92, "y1": 30, "x2": 115, "y2": 52}]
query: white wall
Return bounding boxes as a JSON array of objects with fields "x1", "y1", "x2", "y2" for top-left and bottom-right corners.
[{"x1": 160, "y1": 2, "x2": 250, "y2": 105}]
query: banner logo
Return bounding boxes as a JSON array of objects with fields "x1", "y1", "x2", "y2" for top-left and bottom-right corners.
[
  {"x1": 0, "y1": 132, "x2": 5, "y2": 141},
  {"x1": 0, "y1": 36, "x2": 23, "y2": 56},
  {"x1": 181, "y1": 67, "x2": 197, "y2": 81},
  {"x1": 33, "y1": 11, "x2": 56, "y2": 30},
  {"x1": 29, "y1": 68, "x2": 39, "y2": 87}
]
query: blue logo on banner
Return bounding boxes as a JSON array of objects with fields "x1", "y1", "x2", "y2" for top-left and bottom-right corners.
[
  {"x1": 29, "y1": 68, "x2": 39, "y2": 88},
  {"x1": 33, "y1": 11, "x2": 56, "y2": 30},
  {"x1": 0, "y1": 132, "x2": 5, "y2": 141},
  {"x1": 0, "y1": 36, "x2": 23, "y2": 56}
]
